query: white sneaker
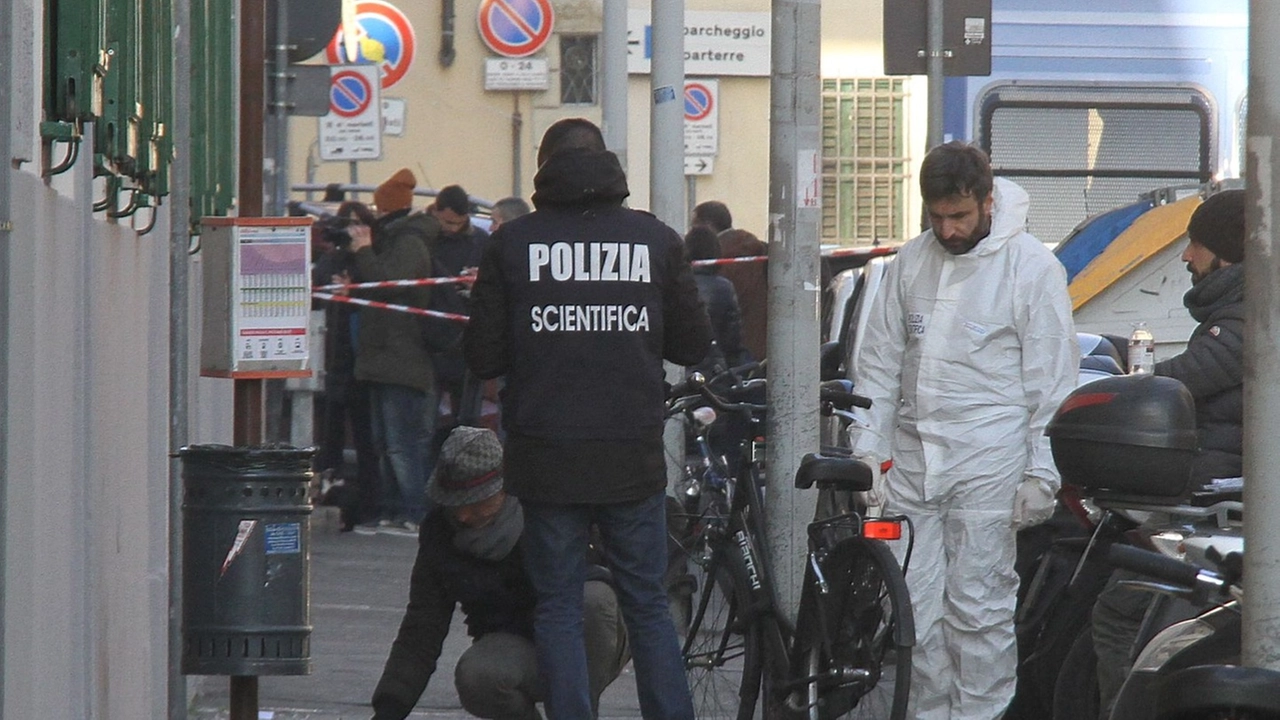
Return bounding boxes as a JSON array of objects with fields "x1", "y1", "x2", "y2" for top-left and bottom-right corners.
[{"x1": 379, "y1": 520, "x2": 420, "y2": 537}]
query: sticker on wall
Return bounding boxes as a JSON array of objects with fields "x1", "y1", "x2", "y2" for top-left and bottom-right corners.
[{"x1": 326, "y1": 0, "x2": 417, "y2": 90}]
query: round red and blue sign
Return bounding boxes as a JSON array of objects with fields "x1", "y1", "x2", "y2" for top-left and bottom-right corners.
[
  {"x1": 684, "y1": 82, "x2": 715, "y2": 122},
  {"x1": 325, "y1": 0, "x2": 416, "y2": 90},
  {"x1": 477, "y1": 0, "x2": 555, "y2": 58},
  {"x1": 330, "y1": 70, "x2": 375, "y2": 118}
]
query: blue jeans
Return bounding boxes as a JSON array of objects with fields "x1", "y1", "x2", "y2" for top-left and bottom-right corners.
[
  {"x1": 368, "y1": 382, "x2": 434, "y2": 524},
  {"x1": 521, "y1": 492, "x2": 694, "y2": 720}
]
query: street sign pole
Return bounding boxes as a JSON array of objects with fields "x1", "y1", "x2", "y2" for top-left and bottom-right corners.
[
  {"x1": 1244, "y1": 0, "x2": 1280, "y2": 673},
  {"x1": 927, "y1": 0, "x2": 945, "y2": 150},
  {"x1": 652, "y1": 0, "x2": 686, "y2": 495},
  {"x1": 766, "y1": 0, "x2": 823, "y2": 624},
  {"x1": 602, "y1": 1, "x2": 629, "y2": 170}
]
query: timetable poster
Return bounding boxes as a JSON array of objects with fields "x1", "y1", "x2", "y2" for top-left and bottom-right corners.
[{"x1": 234, "y1": 224, "x2": 311, "y2": 366}]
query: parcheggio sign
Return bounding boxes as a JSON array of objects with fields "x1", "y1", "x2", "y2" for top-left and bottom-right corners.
[{"x1": 627, "y1": 10, "x2": 771, "y2": 76}]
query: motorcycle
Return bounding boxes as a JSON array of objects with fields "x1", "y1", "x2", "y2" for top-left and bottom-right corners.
[
  {"x1": 1008, "y1": 366, "x2": 1247, "y2": 720},
  {"x1": 1103, "y1": 542, "x2": 1280, "y2": 720}
]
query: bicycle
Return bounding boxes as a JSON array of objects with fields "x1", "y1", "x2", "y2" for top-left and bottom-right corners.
[{"x1": 666, "y1": 372, "x2": 916, "y2": 720}]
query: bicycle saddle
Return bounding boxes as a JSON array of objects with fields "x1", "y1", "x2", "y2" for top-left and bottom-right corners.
[{"x1": 794, "y1": 452, "x2": 873, "y2": 492}]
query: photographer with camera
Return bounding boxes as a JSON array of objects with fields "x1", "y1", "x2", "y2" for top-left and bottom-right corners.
[{"x1": 312, "y1": 201, "x2": 381, "y2": 531}]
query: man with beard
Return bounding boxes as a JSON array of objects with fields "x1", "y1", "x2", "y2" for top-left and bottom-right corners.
[
  {"x1": 1091, "y1": 188, "x2": 1246, "y2": 717},
  {"x1": 850, "y1": 141, "x2": 1077, "y2": 720}
]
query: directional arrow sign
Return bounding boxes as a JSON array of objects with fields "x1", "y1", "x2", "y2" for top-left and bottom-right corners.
[{"x1": 683, "y1": 156, "x2": 714, "y2": 176}]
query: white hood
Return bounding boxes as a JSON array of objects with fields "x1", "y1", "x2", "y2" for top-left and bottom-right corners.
[{"x1": 967, "y1": 177, "x2": 1032, "y2": 257}]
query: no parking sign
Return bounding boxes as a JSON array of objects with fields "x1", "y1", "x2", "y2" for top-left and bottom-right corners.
[
  {"x1": 684, "y1": 79, "x2": 719, "y2": 157},
  {"x1": 325, "y1": 0, "x2": 417, "y2": 90},
  {"x1": 319, "y1": 65, "x2": 382, "y2": 161},
  {"x1": 477, "y1": 0, "x2": 555, "y2": 58}
]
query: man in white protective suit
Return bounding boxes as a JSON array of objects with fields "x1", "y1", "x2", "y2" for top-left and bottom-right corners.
[{"x1": 850, "y1": 141, "x2": 1077, "y2": 720}]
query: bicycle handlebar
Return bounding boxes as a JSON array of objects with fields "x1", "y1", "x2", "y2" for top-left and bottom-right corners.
[
  {"x1": 819, "y1": 380, "x2": 872, "y2": 410},
  {"x1": 1106, "y1": 545, "x2": 1203, "y2": 589},
  {"x1": 666, "y1": 373, "x2": 872, "y2": 418}
]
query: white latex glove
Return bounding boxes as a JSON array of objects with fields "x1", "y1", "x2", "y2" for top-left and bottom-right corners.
[{"x1": 1011, "y1": 477, "x2": 1058, "y2": 530}]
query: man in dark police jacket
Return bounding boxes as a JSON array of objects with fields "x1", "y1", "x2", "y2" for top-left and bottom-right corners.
[{"x1": 463, "y1": 118, "x2": 711, "y2": 720}]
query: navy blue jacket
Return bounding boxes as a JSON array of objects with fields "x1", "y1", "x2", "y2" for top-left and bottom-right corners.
[
  {"x1": 1155, "y1": 263, "x2": 1244, "y2": 484},
  {"x1": 463, "y1": 148, "x2": 711, "y2": 502}
]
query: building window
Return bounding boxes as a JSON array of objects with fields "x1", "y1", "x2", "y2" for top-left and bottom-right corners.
[
  {"x1": 560, "y1": 35, "x2": 598, "y2": 105},
  {"x1": 976, "y1": 82, "x2": 1213, "y2": 244},
  {"x1": 821, "y1": 78, "x2": 909, "y2": 245}
]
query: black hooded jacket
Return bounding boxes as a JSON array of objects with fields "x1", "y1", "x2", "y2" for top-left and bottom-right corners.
[
  {"x1": 1154, "y1": 262, "x2": 1244, "y2": 484},
  {"x1": 370, "y1": 508, "x2": 535, "y2": 720},
  {"x1": 463, "y1": 148, "x2": 712, "y2": 503},
  {"x1": 691, "y1": 268, "x2": 746, "y2": 376}
]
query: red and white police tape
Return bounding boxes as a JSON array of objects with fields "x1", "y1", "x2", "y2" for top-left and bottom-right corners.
[
  {"x1": 312, "y1": 292, "x2": 471, "y2": 323},
  {"x1": 310, "y1": 246, "x2": 894, "y2": 318},
  {"x1": 314, "y1": 275, "x2": 474, "y2": 292}
]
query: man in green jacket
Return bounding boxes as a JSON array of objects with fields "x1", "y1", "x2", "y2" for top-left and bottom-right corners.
[{"x1": 350, "y1": 168, "x2": 440, "y2": 535}]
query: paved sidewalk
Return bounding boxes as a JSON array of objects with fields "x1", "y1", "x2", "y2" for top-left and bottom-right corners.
[{"x1": 189, "y1": 508, "x2": 644, "y2": 720}]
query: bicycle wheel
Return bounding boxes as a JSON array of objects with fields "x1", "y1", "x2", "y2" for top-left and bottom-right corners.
[
  {"x1": 802, "y1": 537, "x2": 914, "y2": 720},
  {"x1": 666, "y1": 482, "x2": 731, "y2": 636},
  {"x1": 681, "y1": 545, "x2": 764, "y2": 720}
]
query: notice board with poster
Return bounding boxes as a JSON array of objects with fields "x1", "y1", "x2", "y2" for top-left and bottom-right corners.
[{"x1": 200, "y1": 217, "x2": 314, "y2": 379}]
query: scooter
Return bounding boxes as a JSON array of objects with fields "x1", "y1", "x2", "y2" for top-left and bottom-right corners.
[
  {"x1": 1103, "y1": 543, "x2": 1280, "y2": 720},
  {"x1": 1009, "y1": 368, "x2": 1247, "y2": 720}
]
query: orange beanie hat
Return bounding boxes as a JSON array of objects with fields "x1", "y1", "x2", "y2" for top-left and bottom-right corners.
[{"x1": 374, "y1": 168, "x2": 416, "y2": 213}]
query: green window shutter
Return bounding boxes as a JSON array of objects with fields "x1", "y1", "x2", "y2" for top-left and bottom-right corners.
[{"x1": 821, "y1": 77, "x2": 908, "y2": 246}]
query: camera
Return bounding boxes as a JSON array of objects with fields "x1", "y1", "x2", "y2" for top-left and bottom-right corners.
[{"x1": 317, "y1": 215, "x2": 354, "y2": 248}]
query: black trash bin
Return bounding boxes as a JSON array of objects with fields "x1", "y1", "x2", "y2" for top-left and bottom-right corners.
[{"x1": 180, "y1": 444, "x2": 315, "y2": 676}]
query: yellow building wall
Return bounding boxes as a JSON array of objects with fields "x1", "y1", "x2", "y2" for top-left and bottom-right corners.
[{"x1": 286, "y1": 0, "x2": 924, "y2": 244}]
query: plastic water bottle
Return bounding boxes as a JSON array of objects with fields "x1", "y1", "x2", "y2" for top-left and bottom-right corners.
[{"x1": 1128, "y1": 322, "x2": 1155, "y2": 374}]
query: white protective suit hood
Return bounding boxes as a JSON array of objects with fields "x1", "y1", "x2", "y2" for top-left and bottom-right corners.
[{"x1": 963, "y1": 177, "x2": 1030, "y2": 258}]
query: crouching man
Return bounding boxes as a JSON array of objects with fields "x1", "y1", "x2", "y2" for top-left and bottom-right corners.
[{"x1": 371, "y1": 426, "x2": 630, "y2": 720}]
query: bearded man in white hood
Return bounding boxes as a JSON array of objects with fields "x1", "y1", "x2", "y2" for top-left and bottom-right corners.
[{"x1": 851, "y1": 142, "x2": 1077, "y2": 720}]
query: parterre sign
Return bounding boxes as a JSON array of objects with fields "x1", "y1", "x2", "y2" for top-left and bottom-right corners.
[
  {"x1": 325, "y1": 0, "x2": 417, "y2": 90},
  {"x1": 478, "y1": 0, "x2": 555, "y2": 58},
  {"x1": 627, "y1": 9, "x2": 771, "y2": 76}
]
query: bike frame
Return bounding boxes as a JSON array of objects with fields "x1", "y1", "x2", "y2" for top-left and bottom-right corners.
[{"x1": 699, "y1": 422, "x2": 914, "y2": 711}]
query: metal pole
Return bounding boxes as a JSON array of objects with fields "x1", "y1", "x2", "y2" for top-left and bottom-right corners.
[
  {"x1": 0, "y1": 0, "x2": 13, "y2": 707},
  {"x1": 168, "y1": 0, "x2": 193, "y2": 715},
  {"x1": 651, "y1": 0, "x2": 686, "y2": 495},
  {"x1": 650, "y1": 0, "x2": 685, "y2": 230},
  {"x1": 348, "y1": 161, "x2": 359, "y2": 201},
  {"x1": 512, "y1": 94, "x2": 522, "y2": 198},
  {"x1": 926, "y1": 0, "x2": 945, "y2": 150},
  {"x1": 601, "y1": 0, "x2": 628, "y2": 171},
  {"x1": 240, "y1": 0, "x2": 266, "y2": 218},
  {"x1": 1243, "y1": 0, "x2": 1280, "y2": 672},
  {"x1": 271, "y1": 0, "x2": 290, "y2": 215},
  {"x1": 686, "y1": 175, "x2": 696, "y2": 226},
  {"x1": 235, "y1": 0, "x2": 266, "y2": 711},
  {"x1": 765, "y1": 0, "x2": 822, "y2": 622}
]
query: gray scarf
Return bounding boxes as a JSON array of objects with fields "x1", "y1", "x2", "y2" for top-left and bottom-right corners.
[{"x1": 452, "y1": 496, "x2": 524, "y2": 561}]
